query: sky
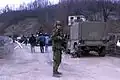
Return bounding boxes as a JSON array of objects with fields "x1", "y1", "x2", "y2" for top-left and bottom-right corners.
[{"x1": 0, "y1": 0, "x2": 59, "y2": 9}]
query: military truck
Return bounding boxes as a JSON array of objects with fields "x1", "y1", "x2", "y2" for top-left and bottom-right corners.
[{"x1": 69, "y1": 21, "x2": 110, "y2": 57}]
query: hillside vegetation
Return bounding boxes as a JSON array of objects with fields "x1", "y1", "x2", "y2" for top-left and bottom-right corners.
[{"x1": 0, "y1": 0, "x2": 120, "y2": 36}]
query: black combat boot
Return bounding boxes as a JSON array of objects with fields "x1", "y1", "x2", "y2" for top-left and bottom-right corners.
[
  {"x1": 56, "y1": 71, "x2": 62, "y2": 75},
  {"x1": 53, "y1": 71, "x2": 62, "y2": 77}
]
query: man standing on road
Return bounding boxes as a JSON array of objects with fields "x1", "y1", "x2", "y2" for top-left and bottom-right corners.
[
  {"x1": 39, "y1": 33, "x2": 45, "y2": 53},
  {"x1": 51, "y1": 21, "x2": 64, "y2": 77},
  {"x1": 29, "y1": 34, "x2": 36, "y2": 53},
  {"x1": 45, "y1": 33, "x2": 49, "y2": 52}
]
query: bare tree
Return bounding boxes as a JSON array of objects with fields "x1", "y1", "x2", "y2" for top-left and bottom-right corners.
[
  {"x1": 2, "y1": 5, "x2": 12, "y2": 13},
  {"x1": 19, "y1": 3, "x2": 27, "y2": 10},
  {"x1": 32, "y1": 0, "x2": 39, "y2": 9},
  {"x1": 97, "y1": 0, "x2": 117, "y2": 22},
  {"x1": 27, "y1": 3, "x2": 33, "y2": 10}
]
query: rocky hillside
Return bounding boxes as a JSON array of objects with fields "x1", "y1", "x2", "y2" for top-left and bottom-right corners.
[
  {"x1": 4, "y1": 18, "x2": 40, "y2": 36},
  {"x1": 0, "y1": 0, "x2": 120, "y2": 36},
  {"x1": 0, "y1": 7, "x2": 68, "y2": 36}
]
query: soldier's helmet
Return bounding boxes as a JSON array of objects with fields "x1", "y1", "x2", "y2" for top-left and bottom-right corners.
[
  {"x1": 54, "y1": 20, "x2": 63, "y2": 29},
  {"x1": 56, "y1": 20, "x2": 61, "y2": 25},
  {"x1": 54, "y1": 20, "x2": 61, "y2": 27}
]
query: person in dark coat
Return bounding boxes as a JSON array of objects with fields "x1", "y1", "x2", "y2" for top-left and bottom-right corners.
[
  {"x1": 39, "y1": 33, "x2": 45, "y2": 53},
  {"x1": 29, "y1": 34, "x2": 36, "y2": 53}
]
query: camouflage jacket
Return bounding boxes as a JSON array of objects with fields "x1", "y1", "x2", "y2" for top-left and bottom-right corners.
[{"x1": 51, "y1": 27, "x2": 64, "y2": 50}]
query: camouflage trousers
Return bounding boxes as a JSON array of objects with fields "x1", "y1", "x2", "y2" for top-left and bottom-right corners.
[{"x1": 53, "y1": 49, "x2": 62, "y2": 73}]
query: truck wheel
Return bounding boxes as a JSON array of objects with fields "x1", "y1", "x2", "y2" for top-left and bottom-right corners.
[
  {"x1": 76, "y1": 50, "x2": 82, "y2": 58},
  {"x1": 81, "y1": 51, "x2": 89, "y2": 56},
  {"x1": 77, "y1": 52, "x2": 82, "y2": 57},
  {"x1": 85, "y1": 51, "x2": 90, "y2": 56},
  {"x1": 99, "y1": 53, "x2": 105, "y2": 57},
  {"x1": 99, "y1": 47, "x2": 106, "y2": 57}
]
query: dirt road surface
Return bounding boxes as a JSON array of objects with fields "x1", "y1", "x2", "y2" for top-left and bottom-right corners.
[{"x1": 0, "y1": 45, "x2": 120, "y2": 80}]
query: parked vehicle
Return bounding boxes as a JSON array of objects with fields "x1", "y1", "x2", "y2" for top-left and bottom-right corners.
[{"x1": 69, "y1": 21, "x2": 110, "y2": 57}]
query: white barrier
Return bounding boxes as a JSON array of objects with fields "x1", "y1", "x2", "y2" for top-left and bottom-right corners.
[{"x1": 14, "y1": 41, "x2": 23, "y2": 49}]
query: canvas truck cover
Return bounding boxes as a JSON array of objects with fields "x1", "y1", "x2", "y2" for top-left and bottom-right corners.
[{"x1": 79, "y1": 22, "x2": 108, "y2": 41}]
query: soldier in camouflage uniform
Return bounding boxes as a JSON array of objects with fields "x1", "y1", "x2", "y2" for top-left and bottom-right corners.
[{"x1": 51, "y1": 21, "x2": 64, "y2": 76}]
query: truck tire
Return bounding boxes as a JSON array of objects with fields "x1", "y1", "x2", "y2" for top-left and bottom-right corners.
[
  {"x1": 77, "y1": 52, "x2": 82, "y2": 57},
  {"x1": 99, "y1": 47, "x2": 106, "y2": 57},
  {"x1": 84, "y1": 50, "x2": 90, "y2": 56},
  {"x1": 99, "y1": 52, "x2": 106, "y2": 57},
  {"x1": 76, "y1": 49, "x2": 82, "y2": 57}
]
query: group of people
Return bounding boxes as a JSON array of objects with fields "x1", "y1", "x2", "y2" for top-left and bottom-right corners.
[
  {"x1": 16, "y1": 20, "x2": 68, "y2": 77},
  {"x1": 29, "y1": 33, "x2": 50, "y2": 53},
  {"x1": 28, "y1": 22, "x2": 68, "y2": 77},
  {"x1": 18, "y1": 32, "x2": 50, "y2": 53}
]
